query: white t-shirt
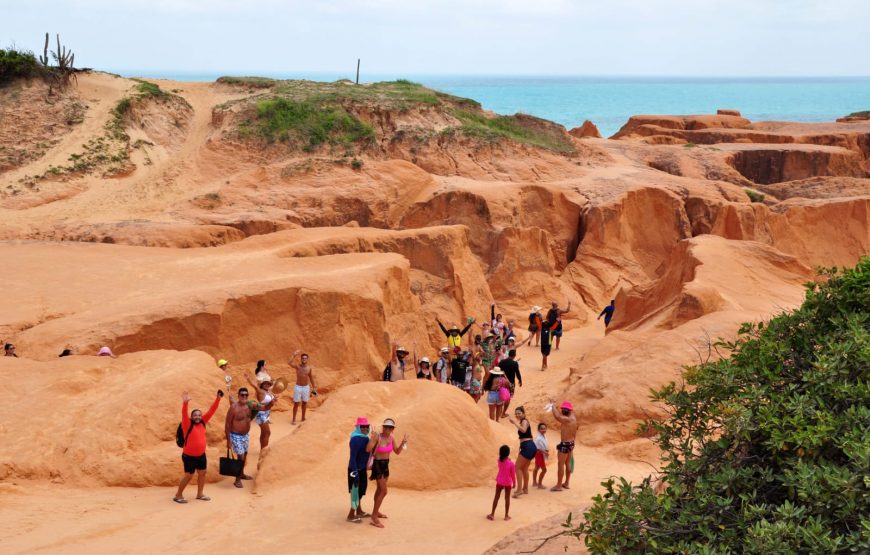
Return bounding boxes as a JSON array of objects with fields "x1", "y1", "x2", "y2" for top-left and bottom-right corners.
[
  {"x1": 534, "y1": 432, "x2": 549, "y2": 459},
  {"x1": 434, "y1": 357, "x2": 449, "y2": 383}
]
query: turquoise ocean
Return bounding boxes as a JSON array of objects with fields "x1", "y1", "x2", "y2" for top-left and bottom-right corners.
[{"x1": 119, "y1": 71, "x2": 870, "y2": 138}]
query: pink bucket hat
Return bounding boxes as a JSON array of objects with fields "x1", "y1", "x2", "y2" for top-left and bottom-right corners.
[
  {"x1": 560, "y1": 401, "x2": 574, "y2": 411},
  {"x1": 355, "y1": 417, "x2": 370, "y2": 426},
  {"x1": 98, "y1": 346, "x2": 114, "y2": 357}
]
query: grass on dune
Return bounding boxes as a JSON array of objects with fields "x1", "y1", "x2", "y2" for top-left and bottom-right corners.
[
  {"x1": 225, "y1": 77, "x2": 573, "y2": 154},
  {"x1": 240, "y1": 97, "x2": 375, "y2": 150}
]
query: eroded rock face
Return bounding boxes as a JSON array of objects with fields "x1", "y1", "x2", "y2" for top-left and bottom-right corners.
[
  {"x1": 569, "y1": 120, "x2": 602, "y2": 139},
  {"x1": 611, "y1": 114, "x2": 752, "y2": 139},
  {"x1": 726, "y1": 144, "x2": 866, "y2": 184}
]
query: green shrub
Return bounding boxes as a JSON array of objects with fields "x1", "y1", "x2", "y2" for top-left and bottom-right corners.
[
  {"x1": 845, "y1": 110, "x2": 869, "y2": 119},
  {"x1": 564, "y1": 258, "x2": 870, "y2": 553},
  {"x1": 132, "y1": 79, "x2": 167, "y2": 99},
  {"x1": 217, "y1": 76, "x2": 276, "y2": 88},
  {"x1": 243, "y1": 98, "x2": 375, "y2": 149},
  {"x1": 450, "y1": 109, "x2": 575, "y2": 153},
  {"x1": 745, "y1": 188, "x2": 766, "y2": 203},
  {"x1": 0, "y1": 47, "x2": 43, "y2": 85},
  {"x1": 351, "y1": 158, "x2": 363, "y2": 170}
]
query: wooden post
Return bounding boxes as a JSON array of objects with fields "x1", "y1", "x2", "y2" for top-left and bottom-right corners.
[{"x1": 355, "y1": 59, "x2": 360, "y2": 85}]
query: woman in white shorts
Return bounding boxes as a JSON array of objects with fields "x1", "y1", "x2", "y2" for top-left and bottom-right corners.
[{"x1": 245, "y1": 360, "x2": 278, "y2": 449}]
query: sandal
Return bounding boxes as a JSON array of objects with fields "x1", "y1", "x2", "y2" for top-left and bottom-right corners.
[
  {"x1": 172, "y1": 497, "x2": 188, "y2": 504},
  {"x1": 196, "y1": 496, "x2": 211, "y2": 501}
]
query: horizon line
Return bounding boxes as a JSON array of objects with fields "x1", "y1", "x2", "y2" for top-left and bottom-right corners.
[{"x1": 104, "y1": 69, "x2": 870, "y2": 81}]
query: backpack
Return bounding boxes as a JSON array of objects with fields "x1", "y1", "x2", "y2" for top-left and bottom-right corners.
[
  {"x1": 175, "y1": 421, "x2": 197, "y2": 448},
  {"x1": 382, "y1": 362, "x2": 392, "y2": 382},
  {"x1": 528, "y1": 312, "x2": 539, "y2": 332}
]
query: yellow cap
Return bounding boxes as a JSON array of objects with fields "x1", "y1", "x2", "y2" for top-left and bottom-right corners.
[{"x1": 217, "y1": 359, "x2": 229, "y2": 367}]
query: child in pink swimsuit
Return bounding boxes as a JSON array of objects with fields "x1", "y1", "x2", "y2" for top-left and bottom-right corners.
[{"x1": 487, "y1": 445, "x2": 516, "y2": 521}]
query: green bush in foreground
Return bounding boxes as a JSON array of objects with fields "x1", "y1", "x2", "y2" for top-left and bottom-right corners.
[
  {"x1": 568, "y1": 258, "x2": 869, "y2": 553},
  {"x1": 242, "y1": 98, "x2": 375, "y2": 150}
]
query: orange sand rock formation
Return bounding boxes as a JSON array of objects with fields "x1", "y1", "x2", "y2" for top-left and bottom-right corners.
[{"x1": 1, "y1": 73, "x2": 868, "y2": 554}]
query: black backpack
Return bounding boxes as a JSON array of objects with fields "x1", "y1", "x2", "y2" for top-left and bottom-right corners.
[
  {"x1": 382, "y1": 362, "x2": 392, "y2": 382},
  {"x1": 175, "y1": 421, "x2": 197, "y2": 448}
]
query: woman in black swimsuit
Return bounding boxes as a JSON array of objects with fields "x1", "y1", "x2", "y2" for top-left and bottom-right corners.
[{"x1": 507, "y1": 406, "x2": 536, "y2": 498}]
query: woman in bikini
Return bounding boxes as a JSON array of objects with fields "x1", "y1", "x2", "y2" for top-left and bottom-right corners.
[
  {"x1": 245, "y1": 361, "x2": 278, "y2": 449},
  {"x1": 507, "y1": 406, "x2": 536, "y2": 498},
  {"x1": 367, "y1": 418, "x2": 409, "y2": 529},
  {"x1": 470, "y1": 352, "x2": 484, "y2": 402},
  {"x1": 413, "y1": 342, "x2": 434, "y2": 380},
  {"x1": 483, "y1": 368, "x2": 505, "y2": 421}
]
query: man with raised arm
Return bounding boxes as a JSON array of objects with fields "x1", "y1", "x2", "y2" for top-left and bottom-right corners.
[
  {"x1": 289, "y1": 350, "x2": 317, "y2": 424},
  {"x1": 173, "y1": 389, "x2": 223, "y2": 503},
  {"x1": 549, "y1": 400, "x2": 578, "y2": 492},
  {"x1": 546, "y1": 300, "x2": 572, "y2": 351}
]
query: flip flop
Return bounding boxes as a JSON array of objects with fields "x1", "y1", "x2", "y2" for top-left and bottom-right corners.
[
  {"x1": 234, "y1": 481, "x2": 243, "y2": 488},
  {"x1": 358, "y1": 512, "x2": 371, "y2": 518},
  {"x1": 347, "y1": 517, "x2": 362, "y2": 523},
  {"x1": 172, "y1": 497, "x2": 188, "y2": 504},
  {"x1": 196, "y1": 496, "x2": 211, "y2": 501}
]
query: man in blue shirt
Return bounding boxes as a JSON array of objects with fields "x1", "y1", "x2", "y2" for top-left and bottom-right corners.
[{"x1": 598, "y1": 300, "x2": 616, "y2": 328}]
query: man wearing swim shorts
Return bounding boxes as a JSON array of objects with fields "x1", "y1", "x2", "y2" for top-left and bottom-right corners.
[
  {"x1": 289, "y1": 350, "x2": 317, "y2": 424},
  {"x1": 225, "y1": 387, "x2": 273, "y2": 488},
  {"x1": 549, "y1": 400, "x2": 578, "y2": 492}
]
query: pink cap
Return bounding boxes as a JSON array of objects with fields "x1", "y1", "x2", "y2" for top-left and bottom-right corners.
[
  {"x1": 98, "y1": 346, "x2": 114, "y2": 356},
  {"x1": 356, "y1": 417, "x2": 370, "y2": 426},
  {"x1": 560, "y1": 401, "x2": 574, "y2": 411}
]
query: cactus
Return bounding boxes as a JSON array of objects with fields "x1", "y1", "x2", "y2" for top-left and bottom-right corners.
[
  {"x1": 39, "y1": 32, "x2": 49, "y2": 66},
  {"x1": 51, "y1": 34, "x2": 74, "y2": 71}
]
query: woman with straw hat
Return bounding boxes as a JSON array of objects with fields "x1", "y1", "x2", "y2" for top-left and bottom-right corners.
[
  {"x1": 367, "y1": 418, "x2": 409, "y2": 528},
  {"x1": 347, "y1": 417, "x2": 372, "y2": 523},
  {"x1": 483, "y1": 367, "x2": 507, "y2": 421}
]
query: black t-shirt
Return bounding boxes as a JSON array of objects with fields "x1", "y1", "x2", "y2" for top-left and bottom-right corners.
[
  {"x1": 546, "y1": 308, "x2": 559, "y2": 325},
  {"x1": 451, "y1": 358, "x2": 468, "y2": 383},
  {"x1": 498, "y1": 358, "x2": 521, "y2": 385}
]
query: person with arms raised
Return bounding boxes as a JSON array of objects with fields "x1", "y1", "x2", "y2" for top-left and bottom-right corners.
[
  {"x1": 173, "y1": 389, "x2": 223, "y2": 503},
  {"x1": 549, "y1": 400, "x2": 578, "y2": 492}
]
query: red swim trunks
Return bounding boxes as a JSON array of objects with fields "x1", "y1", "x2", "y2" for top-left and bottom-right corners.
[{"x1": 534, "y1": 451, "x2": 546, "y2": 468}]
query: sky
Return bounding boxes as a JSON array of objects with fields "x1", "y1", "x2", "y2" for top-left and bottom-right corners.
[{"x1": 2, "y1": 0, "x2": 869, "y2": 77}]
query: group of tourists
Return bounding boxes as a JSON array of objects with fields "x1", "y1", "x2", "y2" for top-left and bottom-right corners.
[
  {"x1": 142, "y1": 298, "x2": 611, "y2": 524},
  {"x1": 173, "y1": 352, "x2": 317, "y2": 501}
]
